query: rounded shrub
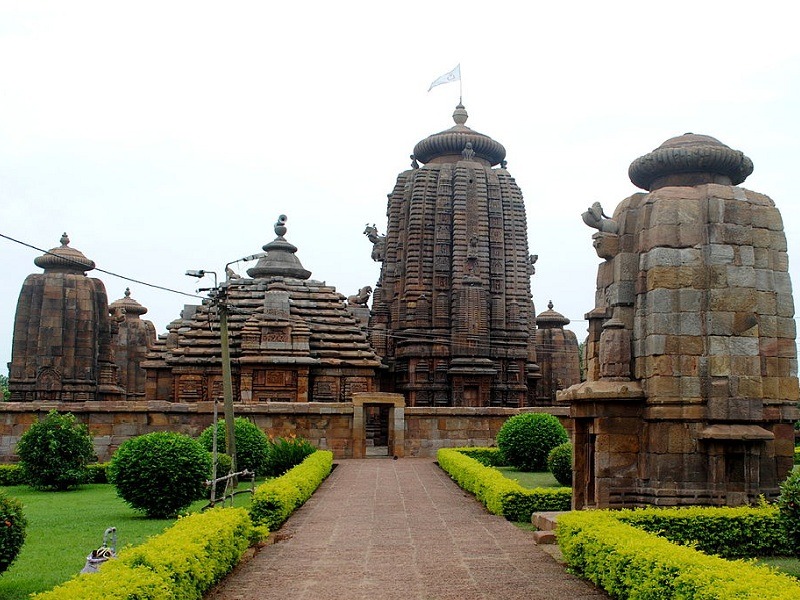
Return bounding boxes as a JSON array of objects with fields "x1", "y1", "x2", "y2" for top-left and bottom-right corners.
[
  {"x1": 547, "y1": 442, "x2": 572, "y2": 486},
  {"x1": 495, "y1": 413, "x2": 568, "y2": 472},
  {"x1": 778, "y1": 468, "x2": 800, "y2": 555},
  {"x1": 198, "y1": 418, "x2": 269, "y2": 475},
  {"x1": 0, "y1": 490, "x2": 26, "y2": 574},
  {"x1": 16, "y1": 410, "x2": 95, "y2": 490},
  {"x1": 109, "y1": 432, "x2": 212, "y2": 518},
  {"x1": 265, "y1": 435, "x2": 316, "y2": 477}
]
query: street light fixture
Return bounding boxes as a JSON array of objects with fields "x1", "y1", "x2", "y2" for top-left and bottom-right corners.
[{"x1": 185, "y1": 253, "x2": 267, "y2": 478}]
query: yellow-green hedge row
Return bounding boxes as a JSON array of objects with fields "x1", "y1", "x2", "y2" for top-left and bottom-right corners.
[
  {"x1": 33, "y1": 507, "x2": 254, "y2": 600},
  {"x1": 437, "y1": 448, "x2": 571, "y2": 521},
  {"x1": 615, "y1": 504, "x2": 790, "y2": 559},
  {"x1": 250, "y1": 450, "x2": 333, "y2": 531},
  {"x1": 558, "y1": 510, "x2": 800, "y2": 600}
]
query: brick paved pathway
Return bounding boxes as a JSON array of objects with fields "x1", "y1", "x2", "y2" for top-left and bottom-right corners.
[{"x1": 205, "y1": 459, "x2": 607, "y2": 600}]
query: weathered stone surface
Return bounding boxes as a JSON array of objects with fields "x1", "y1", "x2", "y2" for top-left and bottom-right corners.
[{"x1": 564, "y1": 133, "x2": 798, "y2": 510}]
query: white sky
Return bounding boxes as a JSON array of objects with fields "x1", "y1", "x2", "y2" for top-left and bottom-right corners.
[{"x1": 1, "y1": 1, "x2": 799, "y2": 372}]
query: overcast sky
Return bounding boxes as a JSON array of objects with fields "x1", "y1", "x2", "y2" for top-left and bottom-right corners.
[{"x1": 1, "y1": 1, "x2": 799, "y2": 372}]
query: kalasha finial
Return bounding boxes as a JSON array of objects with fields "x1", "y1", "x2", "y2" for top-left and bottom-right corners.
[
  {"x1": 274, "y1": 214, "x2": 288, "y2": 237},
  {"x1": 548, "y1": 300, "x2": 554, "y2": 310},
  {"x1": 60, "y1": 232, "x2": 70, "y2": 246},
  {"x1": 453, "y1": 103, "x2": 468, "y2": 126},
  {"x1": 124, "y1": 287, "x2": 131, "y2": 298}
]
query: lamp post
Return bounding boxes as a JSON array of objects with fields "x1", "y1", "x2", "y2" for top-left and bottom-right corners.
[{"x1": 186, "y1": 252, "x2": 265, "y2": 476}]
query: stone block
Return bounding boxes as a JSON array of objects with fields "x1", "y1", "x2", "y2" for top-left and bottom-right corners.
[
  {"x1": 680, "y1": 377, "x2": 701, "y2": 397},
  {"x1": 727, "y1": 266, "x2": 756, "y2": 288},
  {"x1": 751, "y1": 205, "x2": 782, "y2": 230},
  {"x1": 646, "y1": 376, "x2": 680, "y2": 397},
  {"x1": 752, "y1": 228, "x2": 771, "y2": 248},
  {"x1": 729, "y1": 337, "x2": 760, "y2": 357},
  {"x1": 679, "y1": 313, "x2": 702, "y2": 335},
  {"x1": 735, "y1": 376, "x2": 763, "y2": 399},
  {"x1": 708, "y1": 356, "x2": 731, "y2": 377},
  {"x1": 644, "y1": 335, "x2": 667, "y2": 356},
  {"x1": 779, "y1": 377, "x2": 800, "y2": 401},
  {"x1": 773, "y1": 250, "x2": 789, "y2": 272},
  {"x1": 755, "y1": 269, "x2": 776, "y2": 292},
  {"x1": 707, "y1": 244, "x2": 735, "y2": 265},
  {"x1": 709, "y1": 288, "x2": 757, "y2": 312},
  {"x1": 753, "y1": 247, "x2": 770, "y2": 269},
  {"x1": 777, "y1": 293, "x2": 795, "y2": 318},
  {"x1": 679, "y1": 336, "x2": 704, "y2": 356},
  {"x1": 777, "y1": 317, "x2": 796, "y2": 339},
  {"x1": 769, "y1": 231, "x2": 788, "y2": 252},
  {"x1": 736, "y1": 245, "x2": 755, "y2": 266}
]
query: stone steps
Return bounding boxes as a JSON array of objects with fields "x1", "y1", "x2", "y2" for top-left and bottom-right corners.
[{"x1": 531, "y1": 510, "x2": 565, "y2": 544}]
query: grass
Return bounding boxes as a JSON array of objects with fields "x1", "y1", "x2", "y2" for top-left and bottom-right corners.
[
  {"x1": 757, "y1": 556, "x2": 800, "y2": 580},
  {"x1": 495, "y1": 466, "x2": 562, "y2": 489},
  {"x1": 0, "y1": 482, "x2": 257, "y2": 599}
]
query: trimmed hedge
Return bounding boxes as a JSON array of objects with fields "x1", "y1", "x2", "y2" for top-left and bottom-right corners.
[
  {"x1": 451, "y1": 447, "x2": 506, "y2": 467},
  {"x1": 250, "y1": 450, "x2": 333, "y2": 531},
  {"x1": 616, "y1": 505, "x2": 791, "y2": 558},
  {"x1": 437, "y1": 448, "x2": 571, "y2": 521},
  {"x1": 557, "y1": 510, "x2": 800, "y2": 600},
  {"x1": 32, "y1": 507, "x2": 254, "y2": 600}
]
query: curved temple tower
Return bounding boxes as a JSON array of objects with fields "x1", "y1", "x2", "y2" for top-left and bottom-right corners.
[
  {"x1": 369, "y1": 105, "x2": 540, "y2": 407},
  {"x1": 9, "y1": 234, "x2": 122, "y2": 402},
  {"x1": 560, "y1": 134, "x2": 799, "y2": 508}
]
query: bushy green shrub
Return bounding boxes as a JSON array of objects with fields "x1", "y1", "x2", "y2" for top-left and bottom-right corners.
[
  {"x1": 108, "y1": 432, "x2": 212, "y2": 518},
  {"x1": 778, "y1": 468, "x2": 800, "y2": 555},
  {"x1": 547, "y1": 442, "x2": 572, "y2": 486},
  {"x1": 0, "y1": 490, "x2": 26, "y2": 574},
  {"x1": 251, "y1": 450, "x2": 333, "y2": 530},
  {"x1": 495, "y1": 413, "x2": 567, "y2": 472},
  {"x1": 198, "y1": 418, "x2": 269, "y2": 475},
  {"x1": 16, "y1": 411, "x2": 95, "y2": 490},
  {"x1": 0, "y1": 464, "x2": 24, "y2": 486},
  {"x1": 33, "y1": 507, "x2": 254, "y2": 600},
  {"x1": 264, "y1": 435, "x2": 316, "y2": 477},
  {"x1": 85, "y1": 462, "x2": 110, "y2": 484}
]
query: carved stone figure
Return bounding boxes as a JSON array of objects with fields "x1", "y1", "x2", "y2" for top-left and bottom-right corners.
[
  {"x1": 363, "y1": 224, "x2": 386, "y2": 262},
  {"x1": 347, "y1": 286, "x2": 372, "y2": 306},
  {"x1": 581, "y1": 202, "x2": 619, "y2": 234}
]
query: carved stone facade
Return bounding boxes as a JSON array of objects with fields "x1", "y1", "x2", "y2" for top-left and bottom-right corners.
[
  {"x1": 109, "y1": 288, "x2": 156, "y2": 400},
  {"x1": 8, "y1": 234, "x2": 122, "y2": 402},
  {"x1": 533, "y1": 302, "x2": 580, "y2": 405},
  {"x1": 143, "y1": 219, "x2": 382, "y2": 405},
  {"x1": 369, "y1": 105, "x2": 541, "y2": 407},
  {"x1": 560, "y1": 134, "x2": 799, "y2": 508}
]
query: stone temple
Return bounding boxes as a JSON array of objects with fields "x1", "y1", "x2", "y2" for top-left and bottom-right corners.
[
  {"x1": 367, "y1": 104, "x2": 543, "y2": 407},
  {"x1": 560, "y1": 133, "x2": 799, "y2": 507}
]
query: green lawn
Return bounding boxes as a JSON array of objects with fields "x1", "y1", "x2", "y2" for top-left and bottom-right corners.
[
  {"x1": 495, "y1": 466, "x2": 562, "y2": 488},
  {"x1": 0, "y1": 483, "x2": 256, "y2": 599},
  {"x1": 757, "y1": 556, "x2": 800, "y2": 580}
]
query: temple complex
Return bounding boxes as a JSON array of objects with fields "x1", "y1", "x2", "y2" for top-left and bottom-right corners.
[
  {"x1": 8, "y1": 234, "x2": 122, "y2": 402},
  {"x1": 560, "y1": 133, "x2": 799, "y2": 508},
  {"x1": 367, "y1": 104, "x2": 542, "y2": 407}
]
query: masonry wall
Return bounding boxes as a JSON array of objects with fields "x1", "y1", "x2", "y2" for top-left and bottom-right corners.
[{"x1": 0, "y1": 402, "x2": 570, "y2": 462}]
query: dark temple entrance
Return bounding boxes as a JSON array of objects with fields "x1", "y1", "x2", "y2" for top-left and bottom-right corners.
[{"x1": 365, "y1": 404, "x2": 390, "y2": 457}]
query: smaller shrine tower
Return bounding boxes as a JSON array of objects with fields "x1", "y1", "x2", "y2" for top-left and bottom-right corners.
[
  {"x1": 9, "y1": 234, "x2": 122, "y2": 402},
  {"x1": 109, "y1": 288, "x2": 156, "y2": 400},
  {"x1": 560, "y1": 134, "x2": 798, "y2": 508}
]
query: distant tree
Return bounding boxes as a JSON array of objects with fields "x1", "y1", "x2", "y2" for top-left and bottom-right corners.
[
  {"x1": 0, "y1": 374, "x2": 9, "y2": 401},
  {"x1": 578, "y1": 341, "x2": 587, "y2": 382}
]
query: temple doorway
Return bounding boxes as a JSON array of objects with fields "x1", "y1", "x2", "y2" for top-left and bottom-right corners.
[{"x1": 365, "y1": 404, "x2": 390, "y2": 456}]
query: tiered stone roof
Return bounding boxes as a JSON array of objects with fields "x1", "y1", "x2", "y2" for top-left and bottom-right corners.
[{"x1": 152, "y1": 218, "x2": 380, "y2": 369}]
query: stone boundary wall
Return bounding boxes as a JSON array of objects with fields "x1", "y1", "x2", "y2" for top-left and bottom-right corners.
[{"x1": 0, "y1": 402, "x2": 570, "y2": 462}]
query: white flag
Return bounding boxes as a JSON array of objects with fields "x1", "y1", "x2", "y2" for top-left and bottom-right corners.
[{"x1": 428, "y1": 64, "x2": 461, "y2": 92}]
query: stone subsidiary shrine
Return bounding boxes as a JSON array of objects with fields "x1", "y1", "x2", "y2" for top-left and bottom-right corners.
[
  {"x1": 3, "y1": 109, "x2": 798, "y2": 508},
  {"x1": 559, "y1": 133, "x2": 799, "y2": 507}
]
